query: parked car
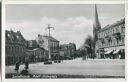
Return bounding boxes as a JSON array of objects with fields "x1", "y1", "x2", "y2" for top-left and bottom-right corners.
[
  {"x1": 54, "y1": 60, "x2": 61, "y2": 63},
  {"x1": 66, "y1": 57, "x2": 73, "y2": 60},
  {"x1": 44, "y1": 59, "x2": 52, "y2": 64}
]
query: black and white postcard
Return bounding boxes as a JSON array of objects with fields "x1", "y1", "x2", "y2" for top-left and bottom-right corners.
[{"x1": 2, "y1": 1, "x2": 127, "y2": 82}]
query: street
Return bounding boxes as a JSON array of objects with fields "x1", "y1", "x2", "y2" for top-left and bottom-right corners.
[{"x1": 5, "y1": 58, "x2": 125, "y2": 78}]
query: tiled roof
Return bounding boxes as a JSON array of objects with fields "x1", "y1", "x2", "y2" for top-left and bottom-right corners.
[
  {"x1": 99, "y1": 18, "x2": 125, "y2": 32},
  {"x1": 6, "y1": 30, "x2": 26, "y2": 43}
]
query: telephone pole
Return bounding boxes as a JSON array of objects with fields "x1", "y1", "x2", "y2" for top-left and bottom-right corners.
[{"x1": 47, "y1": 24, "x2": 54, "y2": 60}]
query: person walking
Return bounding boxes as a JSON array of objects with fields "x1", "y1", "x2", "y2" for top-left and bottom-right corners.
[
  {"x1": 14, "y1": 61, "x2": 20, "y2": 73},
  {"x1": 25, "y1": 61, "x2": 29, "y2": 70},
  {"x1": 20, "y1": 60, "x2": 29, "y2": 75}
]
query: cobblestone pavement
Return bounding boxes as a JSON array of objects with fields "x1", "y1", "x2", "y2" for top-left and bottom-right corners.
[{"x1": 5, "y1": 58, "x2": 125, "y2": 77}]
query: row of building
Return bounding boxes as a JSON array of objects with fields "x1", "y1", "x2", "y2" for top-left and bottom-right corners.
[
  {"x1": 6, "y1": 30, "x2": 27, "y2": 65},
  {"x1": 93, "y1": 5, "x2": 125, "y2": 59},
  {"x1": 6, "y1": 31, "x2": 76, "y2": 65}
]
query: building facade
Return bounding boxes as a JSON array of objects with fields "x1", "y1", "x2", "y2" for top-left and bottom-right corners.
[
  {"x1": 27, "y1": 40, "x2": 39, "y2": 49},
  {"x1": 93, "y1": 5, "x2": 125, "y2": 59},
  {"x1": 59, "y1": 43, "x2": 76, "y2": 59},
  {"x1": 36, "y1": 34, "x2": 60, "y2": 60},
  {"x1": 95, "y1": 19, "x2": 125, "y2": 59},
  {"x1": 26, "y1": 48, "x2": 48, "y2": 62},
  {"x1": 6, "y1": 30, "x2": 27, "y2": 65}
]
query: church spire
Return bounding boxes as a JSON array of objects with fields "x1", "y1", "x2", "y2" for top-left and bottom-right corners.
[
  {"x1": 93, "y1": 4, "x2": 101, "y2": 58},
  {"x1": 93, "y1": 4, "x2": 101, "y2": 44},
  {"x1": 93, "y1": 4, "x2": 101, "y2": 29}
]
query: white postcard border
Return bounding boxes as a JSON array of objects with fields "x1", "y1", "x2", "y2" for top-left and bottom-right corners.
[{"x1": 2, "y1": 1, "x2": 127, "y2": 82}]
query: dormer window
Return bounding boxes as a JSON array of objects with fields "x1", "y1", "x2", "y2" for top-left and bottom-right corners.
[
  {"x1": 7, "y1": 34, "x2": 10, "y2": 37},
  {"x1": 16, "y1": 35, "x2": 19, "y2": 39}
]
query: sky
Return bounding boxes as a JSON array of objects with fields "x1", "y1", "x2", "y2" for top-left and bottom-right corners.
[{"x1": 5, "y1": 4, "x2": 124, "y2": 49}]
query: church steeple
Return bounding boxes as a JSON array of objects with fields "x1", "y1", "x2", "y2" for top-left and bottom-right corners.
[
  {"x1": 93, "y1": 4, "x2": 101, "y2": 42},
  {"x1": 93, "y1": 4, "x2": 101, "y2": 29}
]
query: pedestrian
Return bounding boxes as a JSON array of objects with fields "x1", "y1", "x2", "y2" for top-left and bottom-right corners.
[
  {"x1": 20, "y1": 68, "x2": 29, "y2": 75},
  {"x1": 14, "y1": 61, "x2": 20, "y2": 73},
  {"x1": 25, "y1": 61, "x2": 29, "y2": 70}
]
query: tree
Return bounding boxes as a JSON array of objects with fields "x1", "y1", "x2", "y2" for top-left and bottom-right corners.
[{"x1": 83, "y1": 35, "x2": 95, "y2": 59}]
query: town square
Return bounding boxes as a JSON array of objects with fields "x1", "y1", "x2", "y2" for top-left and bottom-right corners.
[{"x1": 5, "y1": 4, "x2": 125, "y2": 78}]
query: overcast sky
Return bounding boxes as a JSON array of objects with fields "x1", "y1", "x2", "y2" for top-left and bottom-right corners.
[{"x1": 5, "y1": 4, "x2": 124, "y2": 49}]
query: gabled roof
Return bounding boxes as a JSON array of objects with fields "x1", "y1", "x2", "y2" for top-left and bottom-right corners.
[
  {"x1": 43, "y1": 35, "x2": 59, "y2": 42},
  {"x1": 6, "y1": 30, "x2": 26, "y2": 42}
]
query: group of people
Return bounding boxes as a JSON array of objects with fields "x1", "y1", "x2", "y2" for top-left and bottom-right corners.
[{"x1": 14, "y1": 61, "x2": 29, "y2": 74}]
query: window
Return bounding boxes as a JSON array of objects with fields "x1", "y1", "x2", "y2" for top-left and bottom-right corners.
[
  {"x1": 108, "y1": 29, "x2": 110, "y2": 35},
  {"x1": 16, "y1": 35, "x2": 19, "y2": 39},
  {"x1": 116, "y1": 28, "x2": 119, "y2": 32},
  {"x1": 8, "y1": 34, "x2": 10, "y2": 37},
  {"x1": 122, "y1": 37, "x2": 124, "y2": 44},
  {"x1": 9, "y1": 46, "x2": 10, "y2": 53},
  {"x1": 106, "y1": 31, "x2": 107, "y2": 35},
  {"x1": 114, "y1": 28, "x2": 115, "y2": 33}
]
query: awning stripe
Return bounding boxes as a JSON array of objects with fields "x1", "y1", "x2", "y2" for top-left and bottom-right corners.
[
  {"x1": 113, "y1": 49, "x2": 120, "y2": 54},
  {"x1": 104, "y1": 50, "x2": 113, "y2": 54}
]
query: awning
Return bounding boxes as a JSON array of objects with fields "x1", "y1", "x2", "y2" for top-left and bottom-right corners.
[
  {"x1": 113, "y1": 49, "x2": 120, "y2": 54},
  {"x1": 104, "y1": 50, "x2": 113, "y2": 54}
]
